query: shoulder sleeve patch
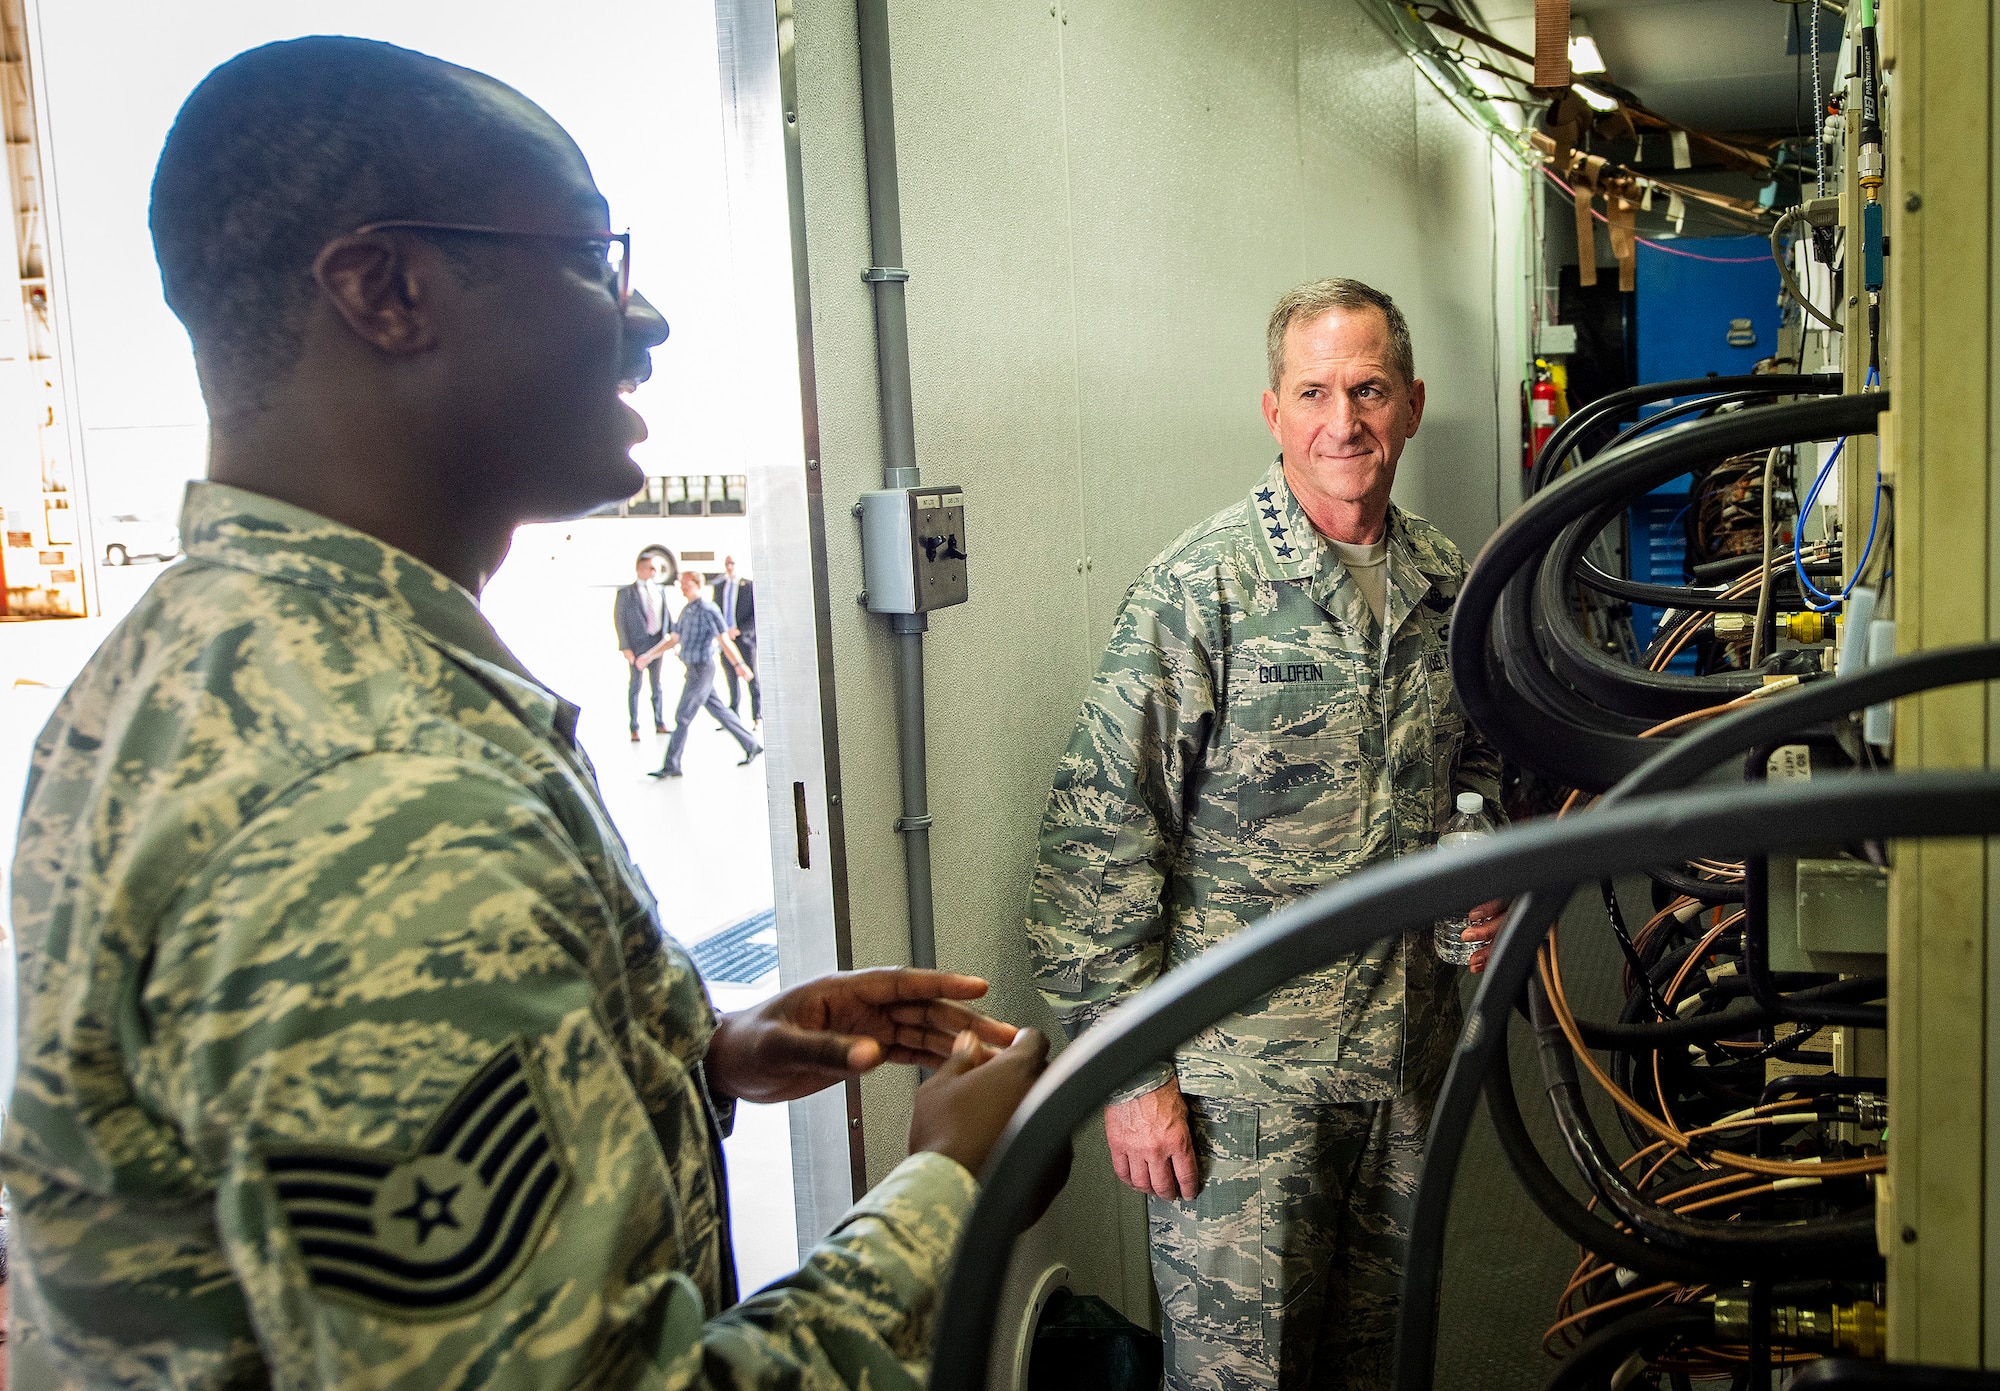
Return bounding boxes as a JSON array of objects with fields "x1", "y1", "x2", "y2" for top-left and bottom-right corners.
[{"x1": 262, "y1": 1041, "x2": 569, "y2": 1322}]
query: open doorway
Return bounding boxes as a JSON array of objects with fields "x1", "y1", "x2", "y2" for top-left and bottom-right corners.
[{"x1": 0, "y1": 0, "x2": 853, "y2": 1289}]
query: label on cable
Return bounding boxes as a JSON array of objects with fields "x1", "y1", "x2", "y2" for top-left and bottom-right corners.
[{"x1": 1767, "y1": 745, "x2": 1813, "y2": 781}]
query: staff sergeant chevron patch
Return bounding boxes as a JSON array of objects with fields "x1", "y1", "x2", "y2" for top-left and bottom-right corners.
[{"x1": 264, "y1": 1041, "x2": 570, "y2": 1320}]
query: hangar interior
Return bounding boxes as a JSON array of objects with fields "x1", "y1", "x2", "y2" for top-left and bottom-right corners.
[{"x1": 1, "y1": 0, "x2": 1996, "y2": 1387}]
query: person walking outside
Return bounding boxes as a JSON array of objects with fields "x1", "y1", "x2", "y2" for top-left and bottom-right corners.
[
  {"x1": 613, "y1": 550, "x2": 670, "y2": 740},
  {"x1": 713, "y1": 554, "x2": 760, "y2": 726},
  {"x1": 647, "y1": 569, "x2": 762, "y2": 777}
]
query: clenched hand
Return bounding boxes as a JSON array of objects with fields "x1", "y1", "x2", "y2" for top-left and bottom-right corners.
[
  {"x1": 1105, "y1": 1075, "x2": 1199, "y2": 1201},
  {"x1": 1459, "y1": 897, "x2": 1512, "y2": 974}
]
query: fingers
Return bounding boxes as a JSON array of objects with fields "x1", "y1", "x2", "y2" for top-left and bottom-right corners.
[
  {"x1": 998, "y1": 1025, "x2": 1049, "y2": 1066},
  {"x1": 1468, "y1": 945, "x2": 1492, "y2": 974},
  {"x1": 886, "y1": 1000, "x2": 1019, "y2": 1047},
  {"x1": 1143, "y1": 1153, "x2": 1183, "y2": 1201},
  {"x1": 1168, "y1": 1132, "x2": 1200, "y2": 1201},
  {"x1": 928, "y1": 1029, "x2": 984, "y2": 1082},
  {"x1": 1460, "y1": 919, "x2": 1500, "y2": 945},
  {"x1": 838, "y1": 966, "x2": 990, "y2": 1003},
  {"x1": 788, "y1": 1024, "x2": 880, "y2": 1077}
]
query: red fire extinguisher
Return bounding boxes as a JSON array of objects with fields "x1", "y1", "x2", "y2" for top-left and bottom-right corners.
[{"x1": 1527, "y1": 359, "x2": 1558, "y2": 469}]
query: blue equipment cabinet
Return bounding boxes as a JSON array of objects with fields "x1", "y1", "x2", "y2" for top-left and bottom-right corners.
[
  {"x1": 1623, "y1": 235, "x2": 1781, "y2": 669},
  {"x1": 1634, "y1": 234, "x2": 1780, "y2": 385}
]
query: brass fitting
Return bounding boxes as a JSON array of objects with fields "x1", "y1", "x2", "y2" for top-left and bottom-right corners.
[
  {"x1": 1779, "y1": 611, "x2": 1837, "y2": 646},
  {"x1": 1712, "y1": 1292, "x2": 1886, "y2": 1359}
]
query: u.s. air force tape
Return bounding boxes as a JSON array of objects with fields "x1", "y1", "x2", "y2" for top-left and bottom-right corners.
[{"x1": 263, "y1": 1041, "x2": 569, "y2": 1320}]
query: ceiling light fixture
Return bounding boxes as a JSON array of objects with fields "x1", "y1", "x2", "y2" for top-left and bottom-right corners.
[
  {"x1": 1571, "y1": 83, "x2": 1620, "y2": 112},
  {"x1": 1568, "y1": 20, "x2": 1607, "y2": 75}
]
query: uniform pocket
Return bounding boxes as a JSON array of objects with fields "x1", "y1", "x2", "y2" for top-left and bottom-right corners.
[
  {"x1": 1185, "y1": 1099, "x2": 1266, "y2": 1343},
  {"x1": 1231, "y1": 702, "x2": 1371, "y2": 877}
]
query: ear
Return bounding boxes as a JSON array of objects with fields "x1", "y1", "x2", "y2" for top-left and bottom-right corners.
[
  {"x1": 1262, "y1": 387, "x2": 1281, "y2": 443},
  {"x1": 311, "y1": 234, "x2": 442, "y2": 358},
  {"x1": 1404, "y1": 378, "x2": 1426, "y2": 438}
]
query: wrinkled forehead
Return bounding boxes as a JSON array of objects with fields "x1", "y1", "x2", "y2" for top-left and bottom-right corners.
[{"x1": 1283, "y1": 306, "x2": 1401, "y2": 385}]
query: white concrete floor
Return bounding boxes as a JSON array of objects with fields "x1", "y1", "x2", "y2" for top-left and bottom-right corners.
[{"x1": 0, "y1": 547, "x2": 800, "y2": 1295}]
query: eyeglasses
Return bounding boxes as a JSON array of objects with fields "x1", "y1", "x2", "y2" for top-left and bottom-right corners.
[{"x1": 348, "y1": 221, "x2": 632, "y2": 308}]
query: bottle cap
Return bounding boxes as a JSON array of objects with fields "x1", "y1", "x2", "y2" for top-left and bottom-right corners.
[{"x1": 1455, "y1": 792, "x2": 1484, "y2": 815}]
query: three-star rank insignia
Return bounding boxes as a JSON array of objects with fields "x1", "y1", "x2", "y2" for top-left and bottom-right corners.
[{"x1": 263, "y1": 1042, "x2": 569, "y2": 1320}]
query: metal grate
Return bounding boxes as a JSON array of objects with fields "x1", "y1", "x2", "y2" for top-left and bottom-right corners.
[{"x1": 687, "y1": 908, "x2": 779, "y2": 985}]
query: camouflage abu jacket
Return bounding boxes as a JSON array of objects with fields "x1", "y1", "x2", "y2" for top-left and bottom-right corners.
[
  {"x1": 4, "y1": 482, "x2": 975, "y2": 1391},
  {"x1": 1028, "y1": 460, "x2": 1501, "y2": 1106}
]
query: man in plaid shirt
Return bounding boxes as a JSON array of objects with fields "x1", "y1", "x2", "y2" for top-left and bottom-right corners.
[{"x1": 646, "y1": 569, "x2": 762, "y2": 777}]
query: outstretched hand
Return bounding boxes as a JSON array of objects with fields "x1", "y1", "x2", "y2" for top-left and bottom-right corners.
[{"x1": 704, "y1": 966, "x2": 1021, "y2": 1104}]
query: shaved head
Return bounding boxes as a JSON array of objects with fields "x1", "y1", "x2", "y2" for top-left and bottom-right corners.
[{"x1": 150, "y1": 36, "x2": 584, "y2": 421}]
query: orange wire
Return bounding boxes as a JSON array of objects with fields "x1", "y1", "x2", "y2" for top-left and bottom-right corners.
[
  {"x1": 1542, "y1": 1281, "x2": 1683, "y2": 1354},
  {"x1": 1537, "y1": 942, "x2": 1883, "y2": 1179}
]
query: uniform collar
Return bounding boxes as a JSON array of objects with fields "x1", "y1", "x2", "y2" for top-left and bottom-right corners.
[
  {"x1": 1246, "y1": 459, "x2": 1454, "y2": 645},
  {"x1": 178, "y1": 481, "x2": 579, "y2": 744}
]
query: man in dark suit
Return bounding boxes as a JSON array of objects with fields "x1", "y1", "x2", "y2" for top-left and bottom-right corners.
[
  {"x1": 713, "y1": 555, "x2": 760, "y2": 726},
  {"x1": 614, "y1": 551, "x2": 670, "y2": 740}
]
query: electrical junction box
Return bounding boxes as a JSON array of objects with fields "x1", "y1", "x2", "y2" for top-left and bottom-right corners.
[
  {"x1": 858, "y1": 485, "x2": 968, "y2": 614},
  {"x1": 1766, "y1": 855, "x2": 1888, "y2": 975},
  {"x1": 1537, "y1": 322, "x2": 1578, "y2": 356}
]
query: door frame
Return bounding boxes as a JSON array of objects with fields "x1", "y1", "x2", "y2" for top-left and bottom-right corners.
[{"x1": 712, "y1": 0, "x2": 866, "y2": 1253}]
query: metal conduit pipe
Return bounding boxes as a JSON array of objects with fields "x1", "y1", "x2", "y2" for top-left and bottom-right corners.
[{"x1": 855, "y1": 0, "x2": 936, "y2": 968}]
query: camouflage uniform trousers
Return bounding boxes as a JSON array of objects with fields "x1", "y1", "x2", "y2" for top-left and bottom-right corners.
[{"x1": 1147, "y1": 1088, "x2": 1433, "y2": 1391}]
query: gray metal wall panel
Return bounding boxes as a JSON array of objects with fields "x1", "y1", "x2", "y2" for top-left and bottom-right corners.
[{"x1": 790, "y1": 0, "x2": 1523, "y2": 1327}]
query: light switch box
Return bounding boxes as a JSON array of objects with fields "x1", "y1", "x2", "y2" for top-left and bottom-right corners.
[{"x1": 859, "y1": 486, "x2": 968, "y2": 614}]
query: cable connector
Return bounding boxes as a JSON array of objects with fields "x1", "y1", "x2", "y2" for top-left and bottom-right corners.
[
  {"x1": 1858, "y1": 144, "x2": 1884, "y2": 196},
  {"x1": 1800, "y1": 195, "x2": 1843, "y2": 229}
]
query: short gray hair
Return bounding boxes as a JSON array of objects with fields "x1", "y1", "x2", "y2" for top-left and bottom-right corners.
[{"x1": 1266, "y1": 278, "x2": 1415, "y2": 392}]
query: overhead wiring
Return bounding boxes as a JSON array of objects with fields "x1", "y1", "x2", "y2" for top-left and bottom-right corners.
[{"x1": 1544, "y1": 168, "x2": 1773, "y2": 255}]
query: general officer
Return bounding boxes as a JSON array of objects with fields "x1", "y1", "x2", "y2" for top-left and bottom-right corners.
[
  {"x1": 1028, "y1": 278, "x2": 1504, "y2": 1391},
  {"x1": 3, "y1": 36, "x2": 1050, "y2": 1390}
]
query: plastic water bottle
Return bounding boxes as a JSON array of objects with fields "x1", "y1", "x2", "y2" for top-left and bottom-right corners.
[{"x1": 1433, "y1": 792, "x2": 1496, "y2": 965}]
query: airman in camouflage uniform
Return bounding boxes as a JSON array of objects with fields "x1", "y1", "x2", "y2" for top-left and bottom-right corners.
[
  {"x1": 3, "y1": 36, "x2": 1049, "y2": 1391},
  {"x1": 1028, "y1": 281, "x2": 1501, "y2": 1391}
]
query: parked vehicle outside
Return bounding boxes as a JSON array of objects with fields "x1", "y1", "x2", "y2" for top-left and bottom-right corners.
[{"x1": 98, "y1": 515, "x2": 181, "y2": 566}]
